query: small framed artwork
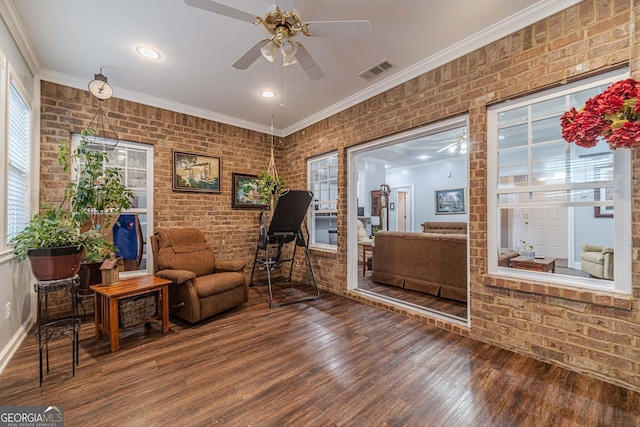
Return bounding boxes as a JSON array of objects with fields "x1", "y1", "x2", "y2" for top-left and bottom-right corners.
[
  {"x1": 389, "y1": 202, "x2": 395, "y2": 211},
  {"x1": 435, "y1": 187, "x2": 466, "y2": 214},
  {"x1": 173, "y1": 151, "x2": 221, "y2": 193},
  {"x1": 231, "y1": 173, "x2": 269, "y2": 209}
]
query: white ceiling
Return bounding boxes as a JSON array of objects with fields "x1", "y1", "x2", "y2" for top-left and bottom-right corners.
[{"x1": 5, "y1": 0, "x2": 579, "y2": 136}]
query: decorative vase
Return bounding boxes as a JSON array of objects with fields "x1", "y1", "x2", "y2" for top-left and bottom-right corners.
[
  {"x1": 522, "y1": 250, "x2": 535, "y2": 260},
  {"x1": 27, "y1": 246, "x2": 83, "y2": 281}
]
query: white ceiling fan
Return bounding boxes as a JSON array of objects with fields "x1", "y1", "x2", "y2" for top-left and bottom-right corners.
[
  {"x1": 436, "y1": 135, "x2": 468, "y2": 153},
  {"x1": 184, "y1": 0, "x2": 372, "y2": 80}
]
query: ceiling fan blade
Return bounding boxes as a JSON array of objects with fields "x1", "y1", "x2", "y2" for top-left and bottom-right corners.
[
  {"x1": 304, "y1": 20, "x2": 372, "y2": 38},
  {"x1": 275, "y1": 0, "x2": 295, "y2": 12},
  {"x1": 436, "y1": 141, "x2": 459, "y2": 153},
  {"x1": 232, "y1": 40, "x2": 267, "y2": 70},
  {"x1": 294, "y1": 44, "x2": 324, "y2": 80},
  {"x1": 184, "y1": 0, "x2": 258, "y2": 24}
]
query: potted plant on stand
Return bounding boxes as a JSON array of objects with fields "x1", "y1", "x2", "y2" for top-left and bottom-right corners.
[{"x1": 10, "y1": 207, "x2": 111, "y2": 281}]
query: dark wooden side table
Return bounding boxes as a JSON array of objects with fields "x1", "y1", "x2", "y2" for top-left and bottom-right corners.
[
  {"x1": 508, "y1": 256, "x2": 557, "y2": 273},
  {"x1": 91, "y1": 275, "x2": 171, "y2": 352}
]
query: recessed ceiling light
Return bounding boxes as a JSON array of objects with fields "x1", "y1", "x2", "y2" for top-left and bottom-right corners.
[
  {"x1": 136, "y1": 46, "x2": 161, "y2": 60},
  {"x1": 260, "y1": 90, "x2": 276, "y2": 98},
  {"x1": 418, "y1": 155, "x2": 430, "y2": 160}
]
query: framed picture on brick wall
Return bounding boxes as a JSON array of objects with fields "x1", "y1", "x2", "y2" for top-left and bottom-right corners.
[
  {"x1": 172, "y1": 150, "x2": 221, "y2": 193},
  {"x1": 231, "y1": 173, "x2": 269, "y2": 209}
]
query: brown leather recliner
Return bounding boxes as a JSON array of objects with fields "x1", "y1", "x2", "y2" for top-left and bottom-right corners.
[{"x1": 150, "y1": 228, "x2": 248, "y2": 323}]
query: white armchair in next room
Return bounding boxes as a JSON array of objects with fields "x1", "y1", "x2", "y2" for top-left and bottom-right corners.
[{"x1": 580, "y1": 243, "x2": 614, "y2": 280}]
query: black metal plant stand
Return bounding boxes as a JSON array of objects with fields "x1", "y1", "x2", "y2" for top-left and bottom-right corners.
[{"x1": 34, "y1": 275, "x2": 81, "y2": 386}]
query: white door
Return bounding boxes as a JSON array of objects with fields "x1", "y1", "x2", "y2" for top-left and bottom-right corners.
[
  {"x1": 520, "y1": 207, "x2": 567, "y2": 258},
  {"x1": 397, "y1": 191, "x2": 408, "y2": 231}
]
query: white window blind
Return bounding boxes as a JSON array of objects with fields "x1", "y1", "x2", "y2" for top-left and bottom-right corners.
[
  {"x1": 488, "y1": 70, "x2": 631, "y2": 292},
  {"x1": 7, "y1": 80, "x2": 31, "y2": 241}
]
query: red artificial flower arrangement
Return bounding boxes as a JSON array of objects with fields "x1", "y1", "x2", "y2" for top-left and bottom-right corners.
[{"x1": 560, "y1": 78, "x2": 640, "y2": 149}]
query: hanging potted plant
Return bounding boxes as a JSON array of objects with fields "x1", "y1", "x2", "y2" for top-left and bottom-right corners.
[
  {"x1": 11, "y1": 128, "x2": 132, "y2": 281},
  {"x1": 60, "y1": 128, "x2": 133, "y2": 285},
  {"x1": 256, "y1": 136, "x2": 285, "y2": 210},
  {"x1": 60, "y1": 128, "x2": 134, "y2": 236},
  {"x1": 256, "y1": 172, "x2": 285, "y2": 199}
]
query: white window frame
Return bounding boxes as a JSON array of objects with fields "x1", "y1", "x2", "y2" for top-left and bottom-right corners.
[
  {"x1": 2, "y1": 59, "x2": 35, "y2": 260},
  {"x1": 6, "y1": 73, "x2": 32, "y2": 244},
  {"x1": 0, "y1": 55, "x2": 7, "y2": 256},
  {"x1": 487, "y1": 70, "x2": 632, "y2": 293},
  {"x1": 71, "y1": 135, "x2": 154, "y2": 276},
  {"x1": 307, "y1": 152, "x2": 338, "y2": 251}
]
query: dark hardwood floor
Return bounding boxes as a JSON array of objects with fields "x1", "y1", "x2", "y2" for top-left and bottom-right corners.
[
  {"x1": 1, "y1": 282, "x2": 639, "y2": 426},
  {"x1": 358, "y1": 272, "x2": 467, "y2": 319},
  {"x1": 356, "y1": 258, "x2": 589, "y2": 321}
]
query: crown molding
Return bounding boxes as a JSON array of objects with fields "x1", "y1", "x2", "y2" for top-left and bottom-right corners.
[
  {"x1": 38, "y1": 68, "x2": 278, "y2": 137},
  {"x1": 0, "y1": 0, "x2": 41, "y2": 75},
  {"x1": 281, "y1": 0, "x2": 582, "y2": 136},
  {"x1": 2, "y1": 0, "x2": 581, "y2": 138}
]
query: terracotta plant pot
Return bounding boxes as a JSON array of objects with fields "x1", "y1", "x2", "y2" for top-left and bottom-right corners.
[
  {"x1": 79, "y1": 260, "x2": 103, "y2": 290},
  {"x1": 27, "y1": 246, "x2": 83, "y2": 281}
]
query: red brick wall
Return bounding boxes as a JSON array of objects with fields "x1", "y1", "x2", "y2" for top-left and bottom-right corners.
[
  {"x1": 37, "y1": 0, "x2": 640, "y2": 391},
  {"x1": 283, "y1": 0, "x2": 640, "y2": 391},
  {"x1": 39, "y1": 82, "x2": 281, "y2": 316}
]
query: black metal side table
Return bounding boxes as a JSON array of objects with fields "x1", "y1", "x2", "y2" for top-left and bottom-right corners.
[{"x1": 34, "y1": 275, "x2": 81, "y2": 386}]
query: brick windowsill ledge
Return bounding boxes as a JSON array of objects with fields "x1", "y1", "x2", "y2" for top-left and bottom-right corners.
[{"x1": 488, "y1": 276, "x2": 634, "y2": 311}]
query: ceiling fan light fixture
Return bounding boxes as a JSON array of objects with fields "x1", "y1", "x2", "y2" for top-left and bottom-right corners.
[
  {"x1": 282, "y1": 54, "x2": 297, "y2": 67},
  {"x1": 280, "y1": 39, "x2": 297, "y2": 58},
  {"x1": 260, "y1": 41, "x2": 276, "y2": 62}
]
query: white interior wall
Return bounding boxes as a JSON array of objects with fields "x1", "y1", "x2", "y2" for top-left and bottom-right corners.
[
  {"x1": 0, "y1": 12, "x2": 37, "y2": 374},
  {"x1": 385, "y1": 157, "x2": 468, "y2": 230}
]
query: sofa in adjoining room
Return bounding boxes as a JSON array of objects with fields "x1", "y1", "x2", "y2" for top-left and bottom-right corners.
[{"x1": 371, "y1": 222, "x2": 468, "y2": 302}]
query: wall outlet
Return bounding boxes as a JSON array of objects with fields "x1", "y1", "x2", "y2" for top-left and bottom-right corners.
[{"x1": 4, "y1": 302, "x2": 10, "y2": 320}]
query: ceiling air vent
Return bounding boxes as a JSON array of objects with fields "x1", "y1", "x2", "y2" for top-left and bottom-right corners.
[{"x1": 358, "y1": 59, "x2": 394, "y2": 81}]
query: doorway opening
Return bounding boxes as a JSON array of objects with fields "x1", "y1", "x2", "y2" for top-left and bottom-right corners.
[{"x1": 348, "y1": 117, "x2": 470, "y2": 321}]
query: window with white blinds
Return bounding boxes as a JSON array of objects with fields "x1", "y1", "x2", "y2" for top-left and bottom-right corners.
[
  {"x1": 6, "y1": 80, "x2": 31, "y2": 242},
  {"x1": 487, "y1": 70, "x2": 631, "y2": 293}
]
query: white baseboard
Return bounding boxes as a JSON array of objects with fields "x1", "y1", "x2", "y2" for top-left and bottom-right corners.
[{"x1": 0, "y1": 315, "x2": 33, "y2": 376}]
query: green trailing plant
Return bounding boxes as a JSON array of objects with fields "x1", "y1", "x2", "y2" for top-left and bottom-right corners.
[
  {"x1": 11, "y1": 208, "x2": 80, "y2": 262},
  {"x1": 59, "y1": 128, "x2": 134, "y2": 235},
  {"x1": 256, "y1": 172, "x2": 285, "y2": 201},
  {"x1": 10, "y1": 208, "x2": 111, "y2": 262},
  {"x1": 11, "y1": 128, "x2": 131, "y2": 263}
]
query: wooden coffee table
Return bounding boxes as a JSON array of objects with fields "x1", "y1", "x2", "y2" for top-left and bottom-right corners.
[
  {"x1": 509, "y1": 256, "x2": 557, "y2": 273},
  {"x1": 91, "y1": 275, "x2": 171, "y2": 352}
]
